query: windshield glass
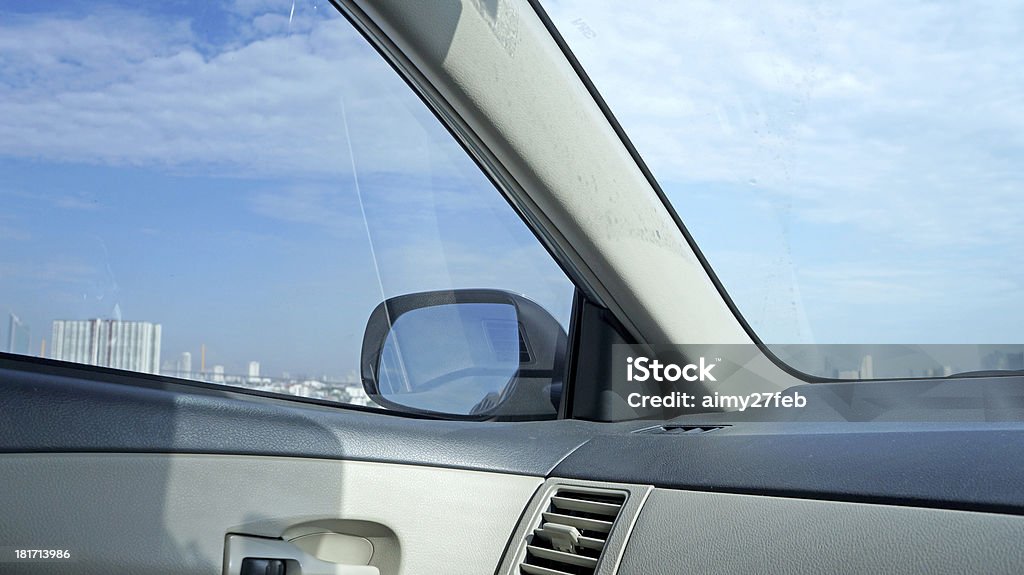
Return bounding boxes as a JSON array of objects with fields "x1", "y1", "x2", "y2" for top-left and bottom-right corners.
[
  {"x1": 543, "y1": 1, "x2": 1024, "y2": 379},
  {"x1": 0, "y1": 0, "x2": 575, "y2": 406}
]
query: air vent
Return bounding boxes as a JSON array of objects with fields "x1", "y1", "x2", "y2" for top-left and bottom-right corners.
[
  {"x1": 520, "y1": 488, "x2": 626, "y2": 575},
  {"x1": 634, "y1": 424, "x2": 729, "y2": 434}
]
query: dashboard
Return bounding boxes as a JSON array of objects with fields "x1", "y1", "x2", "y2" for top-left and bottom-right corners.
[{"x1": 3, "y1": 363, "x2": 1024, "y2": 574}]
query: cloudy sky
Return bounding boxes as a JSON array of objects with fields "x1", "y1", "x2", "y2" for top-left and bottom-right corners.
[
  {"x1": 0, "y1": 0, "x2": 574, "y2": 377},
  {"x1": 1, "y1": 0, "x2": 1021, "y2": 381},
  {"x1": 544, "y1": 0, "x2": 1024, "y2": 346}
]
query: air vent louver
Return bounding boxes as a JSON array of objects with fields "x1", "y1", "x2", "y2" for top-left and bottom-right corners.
[
  {"x1": 520, "y1": 488, "x2": 626, "y2": 575},
  {"x1": 634, "y1": 424, "x2": 729, "y2": 434}
]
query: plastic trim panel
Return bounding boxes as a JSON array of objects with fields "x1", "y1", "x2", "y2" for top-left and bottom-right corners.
[{"x1": 0, "y1": 364, "x2": 639, "y2": 475}]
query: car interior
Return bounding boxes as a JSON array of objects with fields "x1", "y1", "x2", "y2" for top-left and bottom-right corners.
[{"x1": 2, "y1": 0, "x2": 1024, "y2": 574}]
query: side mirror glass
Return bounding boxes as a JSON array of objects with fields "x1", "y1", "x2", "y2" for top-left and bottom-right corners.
[{"x1": 360, "y1": 289, "x2": 566, "y2": 419}]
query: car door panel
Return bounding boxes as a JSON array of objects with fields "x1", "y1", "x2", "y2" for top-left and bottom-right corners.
[
  {"x1": 0, "y1": 359, "x2": 627, "y2": 574},
  {"x1": 0, "y1": 361, "x2": 627, "y2": 474},
  {"x1": 0, "y1": 453, "x2": 540, "y2": 575}
]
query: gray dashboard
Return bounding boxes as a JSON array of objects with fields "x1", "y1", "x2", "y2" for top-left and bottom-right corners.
[
  {"x1": 5, "y1": 358, "x2": 1024, "y2": 574},
  {"x1": 498, "y1": 477, "x2": 1024, "y2": 575},
  {"x1": 615, "y1": 488, "x2": 1024, "y2": 575}
]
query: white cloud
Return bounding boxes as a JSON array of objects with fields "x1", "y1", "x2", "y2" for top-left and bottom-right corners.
[
  {"x1": 0, "y1": 189, "x2": 102, "y2": 211},
  {"x1": 229, "y1": 0, "x2": 297, "y2": 17},
  {"x1": 0, "y1": 4, "x2": 456, "y2": 180}
]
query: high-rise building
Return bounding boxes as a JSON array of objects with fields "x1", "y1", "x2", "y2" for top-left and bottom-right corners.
[
  {"x1": 178, "y1": 351, "x2": 192, "y2": 379},
  {"x1": 6, "y1": 313, "x2": 30, "y2": 355},
  {"x1": 247, "y1": 361, "x2": 260, "y2": 382},
  {"x1": 50, "y1": 319, "x2": 162, "y2": 374},
  {"x1": 212, "y1": 364, "x2": 225, "y2": 383}
]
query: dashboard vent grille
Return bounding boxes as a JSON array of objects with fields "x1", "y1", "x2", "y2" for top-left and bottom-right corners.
[
  {"x1": 634, "y1": 424, "x2": 729, "y2": 434},
  {"x1": 520, "y1": 488, "x2": 626, "y2": 575}
]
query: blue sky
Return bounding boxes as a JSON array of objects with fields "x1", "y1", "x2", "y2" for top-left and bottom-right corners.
[
  {"x1": 1, "y1": 0, "x2": 1022, "y2": 380},
  {"x1": 0, "y1": 0, "x2": 574, "y2": 377}
]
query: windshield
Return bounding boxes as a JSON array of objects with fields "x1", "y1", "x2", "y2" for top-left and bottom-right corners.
[{"x1": 543, "y1": 1, "x2": 1024, "y2": 379}]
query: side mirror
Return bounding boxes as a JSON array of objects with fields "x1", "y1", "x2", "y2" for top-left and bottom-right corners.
[{"x1": 360, "y1": 289, "x2": 567, "y2": 419}]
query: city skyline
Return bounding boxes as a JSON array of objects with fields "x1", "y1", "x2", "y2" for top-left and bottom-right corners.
[
  {"x1": 2, "y1": 312, "x2": 373, "y2": 406},
  {"x1": 7, "y1": 312, "x2": 1024, "y2": 384},
  {"x1": 29, "y1": 312, "x2": 362, "y2": 381}
]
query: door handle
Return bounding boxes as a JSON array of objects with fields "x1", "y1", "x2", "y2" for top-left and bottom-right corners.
[{"x1": 225, "y1": 534, "x2": 379, "y2": 575}]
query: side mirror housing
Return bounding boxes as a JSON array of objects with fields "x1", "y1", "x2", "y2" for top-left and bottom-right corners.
[{"x1": 360, "y1": 289, "x2": 567, "y2": 419}]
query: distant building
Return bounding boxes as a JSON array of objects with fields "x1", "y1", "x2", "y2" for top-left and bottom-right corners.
[
  {"x1": 6, "y1": 313, "x2": 30, "y2": 355},
  {"x1": 247, "y1": 361, "x2": 260, "y2": 382},
  {"x1": 344, "y1": 384, "x2": 373, "y2": 407},
  {"x1": 178, "y1": 351, "x2": 192, "y2": 379},
  {"x1": 212, "y1": 364, "x2": 225, "y2": 383},
  {"x1": 51, "y1": 319, "x2": 162, "y2": 374}
]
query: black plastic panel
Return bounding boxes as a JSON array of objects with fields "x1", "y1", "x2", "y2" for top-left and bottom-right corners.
[{"x1": 0, "y1": 359, "x2": 636, "y2": 476}]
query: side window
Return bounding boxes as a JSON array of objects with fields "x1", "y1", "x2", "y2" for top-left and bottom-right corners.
[{"x1": 0, "y1": 1, "x2": 575, "y2": 414}]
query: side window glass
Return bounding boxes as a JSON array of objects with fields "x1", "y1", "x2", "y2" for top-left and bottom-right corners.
[{"x1": 0, "y1": 1, "x2": 574, "y2": 415}]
